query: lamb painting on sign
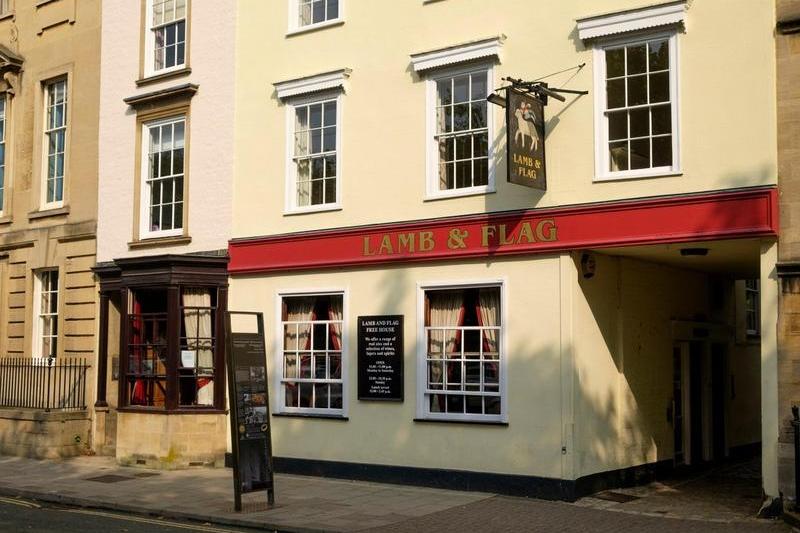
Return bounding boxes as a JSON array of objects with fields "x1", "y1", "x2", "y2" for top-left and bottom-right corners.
[{"x1": 507, "y1": 89, "x2": 546, "y2": 190}]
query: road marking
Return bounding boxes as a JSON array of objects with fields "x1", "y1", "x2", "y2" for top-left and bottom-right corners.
[
  {"x1": 62, "y1": 508, "x2": 244, "y2": 532},
  {"x1": 0, "y1": 496, "x2": 41, "y2": 509}
]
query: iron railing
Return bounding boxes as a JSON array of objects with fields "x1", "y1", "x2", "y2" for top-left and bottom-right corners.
[{"x1": 0, "y1": 357, "x2": 89, "y2": 411}]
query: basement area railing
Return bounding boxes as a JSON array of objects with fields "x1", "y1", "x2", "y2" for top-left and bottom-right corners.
[{"x1": 0, "y1": 357, "x2": 89, "y2": 411}]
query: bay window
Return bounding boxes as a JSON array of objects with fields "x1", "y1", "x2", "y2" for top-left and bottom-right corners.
[
  {"x1": 279, "y1": 293, "x2": 344, "y2": 415},
  {"x1": 124, "y1": 285, "x2": 222, "y2": 410},
  {"x1": 421, "y1": 285, "x2": 503, "y2": 421}
]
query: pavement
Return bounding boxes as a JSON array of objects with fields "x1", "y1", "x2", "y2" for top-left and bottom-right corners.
[{"x1": 0, "y1": 454, "x2": 793, "y2": 532}]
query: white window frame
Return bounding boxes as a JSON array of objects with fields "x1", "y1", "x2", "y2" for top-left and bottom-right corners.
[
  {"x1": 41, "y1": 78, "x2": 67, "y2": 210},
  {"x1": 140, "y1": 115, "x2": 186, "y2": 239},
  {"x1": 592, "y1": 30, "x2": 680, "y2": 182},
  {"x1": 745, "y1": 279, "x2": 760, "y2": 337},
  {"x1": 144, "y1": 0, "x2": 188, "y2": 78},
  {"x1": 416, "y1": 279, "x2": 507, "y2": 423},
  {"x1": 284, "y1": 92, "x2": 343, "y2": 215},
  {"x1": 274, "y1": 288, "x2": 348, "y2": 417},
  {"x1": 32, "y1": 269, "x2": 59, "y2": 360},
  {"x1": 287, "y1": 0, "x2": 344, "y2": 35},
  {"x1": 0, "y1": 93, "x2": 7, "y2": 216},
  {"x1": 425, "y1": 63, "x2": 495, "y2": 200}
]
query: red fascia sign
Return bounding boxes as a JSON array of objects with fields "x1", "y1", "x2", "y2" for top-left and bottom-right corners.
[{"x1": 229, "y1": 187, "x2": 778, "y2": 274}]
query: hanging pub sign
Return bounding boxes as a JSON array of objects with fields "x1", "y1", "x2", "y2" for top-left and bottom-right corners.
[
  {"x1": 224, "y1": 311, "x2": 275, "y2": 511},
  {"x1": 358, "y1": 315, "x2": 404, "y2": 401},
  {"x1": 506, "y1": 88, "x2": 547, "y2": 190}
]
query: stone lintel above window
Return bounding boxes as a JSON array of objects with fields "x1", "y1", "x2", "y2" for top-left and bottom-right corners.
[
  {"x1": 124, "y1": 82, "x2": 198, "y2": 110},
  {"x1": 274, "y1": 68, "x2": 351, "y2": 101},
  {"x1": 576, "y1": 0, "x2": 688, "y2": 41},
  {"x1": 409, "y1": 35, "x2": 505, "y2": 73}
]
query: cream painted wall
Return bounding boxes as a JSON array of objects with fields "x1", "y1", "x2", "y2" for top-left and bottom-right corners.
[
  {"x1": 97, "y1": 0, "x2": 235, "y2": 262},
  {"x1": 230, "y1": 256, "x2": 566, "y2": 478},
  {"x1": 233, "y1": 0, "x2": 777, "y2": 239}
]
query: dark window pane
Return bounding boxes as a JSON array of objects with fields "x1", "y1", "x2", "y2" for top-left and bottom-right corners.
[
  {"x1": 609, "y1": 141, "x2": 628, "y2": 171},
  {"x1": 485, "y1": 397, "x2": 501, "y2": 415},
  {"x1": 652, "y1": 135, "x2": 672, "y2": 167},
  {"x1": 309, "y1": 104, "x2": 322, "y2": 128},
  {"x1": 606, "y1": 79, "x2": 625, "y2": 109},
  {"x1": 471, "y1": 74, "x2": 487, "y2": 100},
  {"x1": 606, "y1": 48, "x2": 625, "y2": 78},
  {"x1": 473, "y1": 133, "x2": 488, "y2": 158},
  {"x1": 324, "y1": 156, "x2": 336, "y2": 177},
  {"x1": 453, "y1": 104, "x2": 469, "y2": 131},
  {"x1": 473, "y1": 159, "x2": 488, "y2": 186},
  {"x1": 455, "y1": 161, "x2": 471, "y2": 188},
  {"x1": 310, "y1": 129, "x2": 322, "y2": 153},
  {"x1": 466, "y1": 395, "x2": 482, "y2": 414},
  {"x1": 299, "y1": 382, "x2": 313, "y2": 407},
  {"x1": 453, "y1": 75, "x2": 469, "y2": 103},
  {"x1": 649, "y1": 39, "x2": 669, "y2": 71},
  {"x1": 627, "y1": 44, "x2": 646, "y2": 74},
  {"x1": 323, "y1": 101, "x2": 336, "y2": 126},
  {"x1": 629, "y1": 108, "x2": 649, "y2": 138},
  {"x1": 649, "y1": 72, "x2": 670, "y2": 103},
  {"x1": 330, "y1": 384, "x2": 342, "y2": 409},
  {"x1": 437, "y1": 79, "x2": 452, "y2": 105},
  {"x1": 471, "y1": 102, "x2": 486, "y2": 129},
  {"x1": 311, "y1": 179, "x2": 324, "y2": 205},
  {"x1": 651, "y1": 104, "x2": 672, "y2": 134},
  {"x1": 446, "y1": 395, "x2": 464, "y2": 413},
  {"x1": 311, "y1": 157, "x2": 324, "y2": 179},
  {"x1": 323, "y1": 126, "x2": 336, "y2": 152},
  {"x1": 627, "y1": 75, "x2": 647, "y2": 106},
  {"x1": 285, "y1": 384, "x2": 298, "y2": 407},
  {"x1": 608, "y1": 111, "x2": 627, "y2": 141},
  {"x1": 439, "y1": 137, "x2": 454, "y2": 162},
  {"x1": 455, "y1": 135, "x2": 471, "y2": 160},
  {"x1": 629, "y1": 138, "x2": 650, "y2": 170},
  {"x1": 314, "y1": 384, "x2": 328, "y2": 408},
  {"x1": 328, "y1": 0, "x2": 339, "y2": 19}
]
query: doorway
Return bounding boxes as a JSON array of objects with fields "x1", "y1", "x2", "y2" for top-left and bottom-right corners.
[{"x1": 672, "y1": 337, "x2": 728, "y2": 466}]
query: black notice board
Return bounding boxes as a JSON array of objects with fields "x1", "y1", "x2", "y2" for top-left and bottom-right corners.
[
  {"x1": 224, "y1": 312, "x2": 275, "y2": 511},
  {"x1": 358, "y1": 315, "x2": 404, "y2": 401}
]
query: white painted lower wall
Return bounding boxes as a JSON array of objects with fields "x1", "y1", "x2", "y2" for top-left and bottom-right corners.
[{"x1": 228, "y1": 250, "x2": 763, "y2": 482}]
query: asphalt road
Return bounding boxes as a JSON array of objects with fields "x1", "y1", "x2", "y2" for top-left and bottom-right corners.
[{"x1": 0, "y1": 496, "x2": 264, "y2": 533}]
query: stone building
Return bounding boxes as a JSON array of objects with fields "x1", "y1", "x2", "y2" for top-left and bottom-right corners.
[
  {"x1": 776, "y1": 0, "x2": 800, "y2": 504},
  {"x1": 0, "y1": 0, "x2": 101, "y2": 458},
  {"x1": 92, "y1": 0, "x2": 236, "y2": 468}
]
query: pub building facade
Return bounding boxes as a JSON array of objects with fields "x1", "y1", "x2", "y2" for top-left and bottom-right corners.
[
  {"x1": 227, "y1": 0, "x2": 781, "y2": 502},
  {"x1": 91, "y1": 0, "x2": 235, "y2": 467}
]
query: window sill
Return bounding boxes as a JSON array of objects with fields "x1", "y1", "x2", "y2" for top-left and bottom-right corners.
[
  {"x1": 117, "y1": 407, "x2": 227, "y2": 415},
  {"x1": 136, "y1": 67, "x2": 192, "y2": 88},
  {"x1": 273, "y1": 412, "x2": 348, "y2": 421},
  {"x1": 413, "y1": 417, "x2": 508, "y2": 427},
  {"x1": 28, "y1": 206, "x2": 69, "y2": 221},
  {"x1": 286, "y1": 19, "x2": 345, "y2": 37},
  {"x1": 284, "y1": 204, "x2": 342, "y2": 216},
  {"x1": 0, "y1": 12, "x2": 14, "y2": 22},
  {"x1": 424, "y1": 186, "x2": 496, "y2": 202},
  {"x1": 0, "y1": 215, "x2": 11, "y2": 225},
  {"x1": 594, "y1": 170, "x2": 683, "y2": 183},
  {"x1": 128, "y1": 235, "x2": 192, "y2": 250}
]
